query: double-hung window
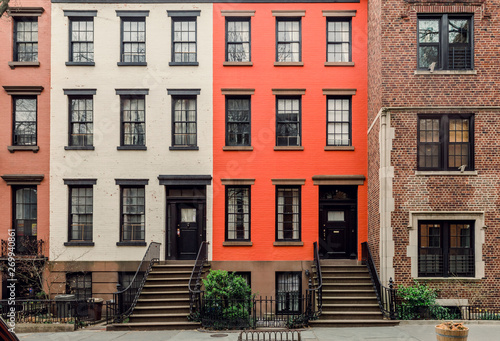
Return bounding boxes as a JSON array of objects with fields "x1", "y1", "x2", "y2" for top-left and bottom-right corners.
[
  {"x1": 116, "y1": 11, "x2": 148, "y2": 65},
  {"x1": 418, "y1": 14, "x2": 473, "y2": 70},
  {"x1": 168, "y1": 89, "x2": 200, "y2": 149},
  {"x1": 276, "y1": 18, "x2": 301, "y2": 62},
  {"x1": 120, "y1": 186, "x2": 145, "y2": 242},
  {"x1": 419, "y1": 221, "x2": 474, "y2": 277},
  {"x1": 276, "y1": 186, "x2": 301, "y2": 241},
  {"x1": 327, "y1": 97, "x2": 351, "y2": 146},
  {"x1": 276, "y1": 97, "x2": 301, "y2": 147},
  {"x1": 327, "y1": 19, "x2": 351, "y2": 62},
  {"x1": 64, "y1": 89, "x2": 96, "y2": 149},
  {"x1": 225, "y1": 186, "x2": 250, "y2": 241},
  {"x1": 69, "y1": 17, "x2": 94, "y2": 63},
  {"x1": 66, "y1": 272, "x2": 92, "y2": 300},
  {"x1": 226, "y1": 97, "x2": 251, "y2": 146},
  {"x1": 276, "y1": 272, "x2": 301, "y2": 314},
  {"x1": 168, "y1": 11, "x2": 200, "y2": 66},
  {"x1": 69, "y1": 186, "x2": 93, "y2": 242},
  {"x1": 417, "y1": 114, "x2": 473, "y2": 171},
  {"x1": 13, "y1": 97, "x2": 37, "y2": 146},
  {"x1": 13, "y1": 17, "x2": 38, "y2": 62},
  {"x1": 226, "y1": 18, "x2": 250, "y2": 62},
  {"x1": 116, "y1": 89, "x2": 148, "y2": 150}
]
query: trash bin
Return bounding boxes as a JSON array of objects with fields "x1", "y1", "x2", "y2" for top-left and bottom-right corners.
[
  {"x1": 54, "y1": 294, "x2": 75, "y2": 319},
  {"x1": 87, "y1": 298, "x2": 104, "y2": 321}
]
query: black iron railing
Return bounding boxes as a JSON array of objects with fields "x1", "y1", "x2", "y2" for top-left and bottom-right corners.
[
  {"x1": 398, "y1": 304, "x2": 500, "y2": 321},
  {"x1": 188, "y1": 241, "x2": 209, "y2": 319},
  {"x1": 306, "y1": 241, "x2": 322, "y2": 320},
  {"x1": 111, "y1": 241, "x2": 160, "y2": 323},
  {"x1": 361, "y1": 242, "x2": 397, "y2": 319}
]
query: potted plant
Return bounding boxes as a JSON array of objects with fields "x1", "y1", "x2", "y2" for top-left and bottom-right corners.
[{"x1": 435, "y1": 321, "x2": 469, "y2": 341}]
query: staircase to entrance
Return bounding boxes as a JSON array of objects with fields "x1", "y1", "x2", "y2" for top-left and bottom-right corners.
[
  {"x1": 309, "y1": 260, "x2": 399, "y2": 327},
  {"x1": 107, "y1": 261, "x2": 209, "y2": 331}
]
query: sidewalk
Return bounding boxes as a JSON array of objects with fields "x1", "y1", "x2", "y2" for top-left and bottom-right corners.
[{"x1": 16, "y1": 322, "x2": 500, "y2": 341}]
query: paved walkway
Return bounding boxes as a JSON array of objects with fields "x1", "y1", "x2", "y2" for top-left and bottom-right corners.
[{"x1": 16, "y1": 322, "x2": 500, "y2": 341}]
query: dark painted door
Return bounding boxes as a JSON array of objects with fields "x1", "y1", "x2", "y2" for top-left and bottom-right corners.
[
  {"x1": 176, "y1": 204, "x2": 199, "y2": 260},
  {"x1": 319, "y1": 206, "x2": 355, "y2": 259}
]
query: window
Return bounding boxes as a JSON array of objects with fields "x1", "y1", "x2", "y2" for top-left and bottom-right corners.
[
  {"x1": 276, "y1": 186, "x2": 301, "y2": 241},
  {"x1": 226, "y1": 186, "x2": 250, "y2": 241},
  {"x1": 417, "y1": 115, "x2": 473, "y2": 171},
  {"x1": 172, "y1": 96, "x2": 197, "y2": 148},
  {"x1": 276, "y1": 18, "x2": 301, "y2": 62},
  {"x1": 226, "y1": 18, "x2": 250, "y2": 62},
  {"x1": 172, "y1": 18, "x2": 197, "y2": 63},
  {"x1": 69, "y1": 96, "x2": 93, "y2": 147},
  {"x1": 120, "y1": 186, "x2": 145, "y2": 242},
  {"x1": 13, "y1": 187, "x2": 37, "y2": 255},
  {"x1": 120, "y1": 96, "x2": 145, "y2": 147},
  {"x1": 419, "y1": 221, "x2": 474, "y2": 277},
  {"x1": 276, "y1": 272, "x2": 301, "y2": 314},
  {"x1": 69, "y1": 17, "x2": 94, "y2": 63},
  {"x1": 14, "y1": 17, "x2": 38, "y2": 62},
  {"x1": 276, "y1": 97, "x2": 301, "y2": 147},
  {"x1": 226, "y1": 97, "x2": 250, "y2": 146},
  {"x1": 69, "y1": 187, "x2": 93, "y2": 242},
  {"x1": 418, "y1": 15, "x2": 472, "y2": 70},
  {"x1": 327, "y1": 97, "x2": 351, "y2": 146},
  {"x1": 327, "y1": 19, "x2": 351, "y2": 62},
  {"x1": 66, "y1": 272, "x2": 92, "y2": 300},
  {"x1": 120, "y1": 18, "x2": 146, "y2": 63},
  {"x1": 13, "y1": 97, "x2": 37, "y2": 146}
]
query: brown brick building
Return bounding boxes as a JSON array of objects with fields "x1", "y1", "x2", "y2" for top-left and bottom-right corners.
[{"x1": 368, "y1": 0, "x2": 500, "y2": 307}]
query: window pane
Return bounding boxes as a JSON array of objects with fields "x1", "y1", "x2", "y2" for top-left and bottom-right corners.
[{"x1": 419, "y1": 20, "x2": 439, "y2": 43}]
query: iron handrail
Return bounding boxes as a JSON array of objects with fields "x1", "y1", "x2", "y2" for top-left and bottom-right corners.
[
  {"x1": 306, "y1": 241, "x2": 322, "y2": 319},
  {"x1": 361, "y1": 241, "x2": 397, "y2": 319},
  {"x1": 112, "y1": 241, "x2": 160, "y2": 322},
  {"x1": 188, "y1": 241, "x2": 209, "y2": 318}
]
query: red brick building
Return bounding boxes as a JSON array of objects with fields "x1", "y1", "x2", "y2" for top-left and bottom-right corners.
[{"x1": 368, "y1": 0, "x2": 500, "y2": 307}]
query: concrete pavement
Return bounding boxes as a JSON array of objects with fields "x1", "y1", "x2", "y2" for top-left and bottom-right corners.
[{"x1": 15, "y1": 322, "x2": 500, "y2": 341}]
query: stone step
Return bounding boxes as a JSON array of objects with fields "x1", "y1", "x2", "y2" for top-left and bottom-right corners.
[
  {"x1": 319, "y1": 311, "x2": 384, "y2": 320},
  {"x1": 146, "y1": 277, "x2": 191, "y2": 285},
  {"x1": 107, "y1": 321, "x2": 200, "y2": 331},
  {"x1": 309, "y1": 319, "x2": 399, "y2": 328},
  {"x1": 133, "y1": 305, "x2": 190, "y2": 315},
  {"x1": 129, "y1": 313, "x2": 190, "y2": 323},
  {"x1": 322, "y1": 297, "x2": 379, "y2": 305},
  {"x1": 321, "y1": 283, "x2": 374, "y2": 290},
  {"x1": 321, "y1": 276, "x2": 372, "y2": 284},
  {"x1": 138, "y1": 290, "x2": 190, "y2": 300},
  {"x1": 142, "y1": 284, "x2": 189, "y2": 293},
  {"x1": 136, "y1": 297, "x2": 190, "y2": 307},
  {"x1": 321, "y1": 303, "x2": 381, "y2": 312},
  {"x1": 322, "y1": 290, "x2": 378, "y2": 298}
]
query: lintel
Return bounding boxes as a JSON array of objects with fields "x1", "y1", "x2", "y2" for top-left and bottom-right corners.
[
  {"x1": 2, "y1": 174, "x2": 44, "y2": 185},
  {"x1": 167, "y1": 10, "x2": 200, "y2": 17},
  {"x1": 64, "y1": 179, "x2": 97, "y2": 186},
  {"x1": 158, "y1": 175, "x2": 212, "y2": 186},
  {"x1": 221, "y1": 179, "x2": 255, "y2": 185},
  {"x1": 272, "y1": 10, "x2": 305, "y2": 17},
  {"x1": 115, "y1": 179, "x2": 149, "y2": 186},
  {"x1": 312, "y1": 175, "x2": 365, "y2": 185},
  {"x1": 167, "y1": 89, "x2": 201, "y2": 96},
  {"x1": 3, "y1": 86, "x2": 43, "y2": 95},
  {"x1": 64, "y1": 10, "x2": 97, "y2": 17},
  {"x1": 64, "y1": 89, "x2": 97, "y2": 96},
  {"x1": 323, "y1": 10, "x2": 356, "y2": 17},
  {"x1": 272, "y1": 179, "x2": 306, "y2": 185},
  {"x1": 8, "y1": 7, "x2": 44, "y2": 16},
  {"x1": 323, "y1": 89, "x2": 356, "y2": 96},
  {"x1": 221, "y1": 88, "x2": 255, "y2": 95},
  {"x1": 116, "y1": 10, "x2": 149, "y2": 17},
  {"x1": 272, "y1": 89, "x2": 306, "y2": 95},
  {"x1": 221, "y1": 10, "x2": 255, "y2": 17},
  {"x1": 115, "y1": 89, "x2": 149, "y2": 96}
]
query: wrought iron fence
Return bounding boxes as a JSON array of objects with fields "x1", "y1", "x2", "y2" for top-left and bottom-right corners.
[
  {"x1": 397, "y1": 304, "x2": 500, "y2": 321},
  {"x1": 305, "y1": 241, "x2": 322, "y2": 320},
  {"x1": 111, "y1": 241, "x2": 160, "y2": 323},
  {"x1": 361, "y1": 242, "x2": 397, "y2": 319},
  {"x1": 189, "y1": 241, "x2": 209, "y2": 319}
]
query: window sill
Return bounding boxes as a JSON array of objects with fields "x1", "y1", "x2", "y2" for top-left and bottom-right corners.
[
  {"x1": 8, "y1": 146, "x2": 39, "y2": 153},
  {"x1": 223, "y1": 241, "x2": 253, "y2": 246},
  {"x1": 117, "y1": 146, "x2": 147, "y2": 151},
  {"x1": 223, "y1": 61, "x2": 253, "y2": 66},
  {"x1": 169, "y1": 146, "x2": 199, "y2": 150},
  {"x1": 117, "y1": 62, "x2": 147, "y2": 66},
  {"x1": 414, "y1": 70, "x2": 477, "y2": 75},
  {"x1": 8, "y1": 61, "x2": 40, "y2": 69},
  {"x1": 274, "y1": 146, "x2": 304, "y2": 151},
  {"x1": 169, "y1": 62, "x2": 199, "y2": 66},
  {"x1": 324, "y1": 146, "x2": 354, "y2": 151},
  {"x1": 223, "y1": 146, "x2": 253, "y2": 151},
  {"x1": 64, "y1": 242, "x2": 95, "y2": 247},
  {"x1": 273, "y1": 241, "x2": 303, "y2": 246},
  {"x1": 65, "y1": 61, "x2": 95, "y2": 66},
  {"x1": 116, "y1": 241, "x2": 147, "y2": 246},
  {"x1": 415, "y1": 277, "x2": 482, "y2": 282},
  {"x1": 274, "y1": 62, "x2": 304, "y2": 67},
  {"x1": 325, "y1": 62, "x2": 354, "y2": 67},
  {"x1": 415, "y1": 171, "x2": 478, "y2": 176},
  {"x1": 65, "y1": 146, "x2": 95, "y2": 150}
]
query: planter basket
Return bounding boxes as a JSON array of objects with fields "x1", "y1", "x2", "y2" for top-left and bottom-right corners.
[{"x1": 435, "y1": 326, "x2": 469, "y2": 341}]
